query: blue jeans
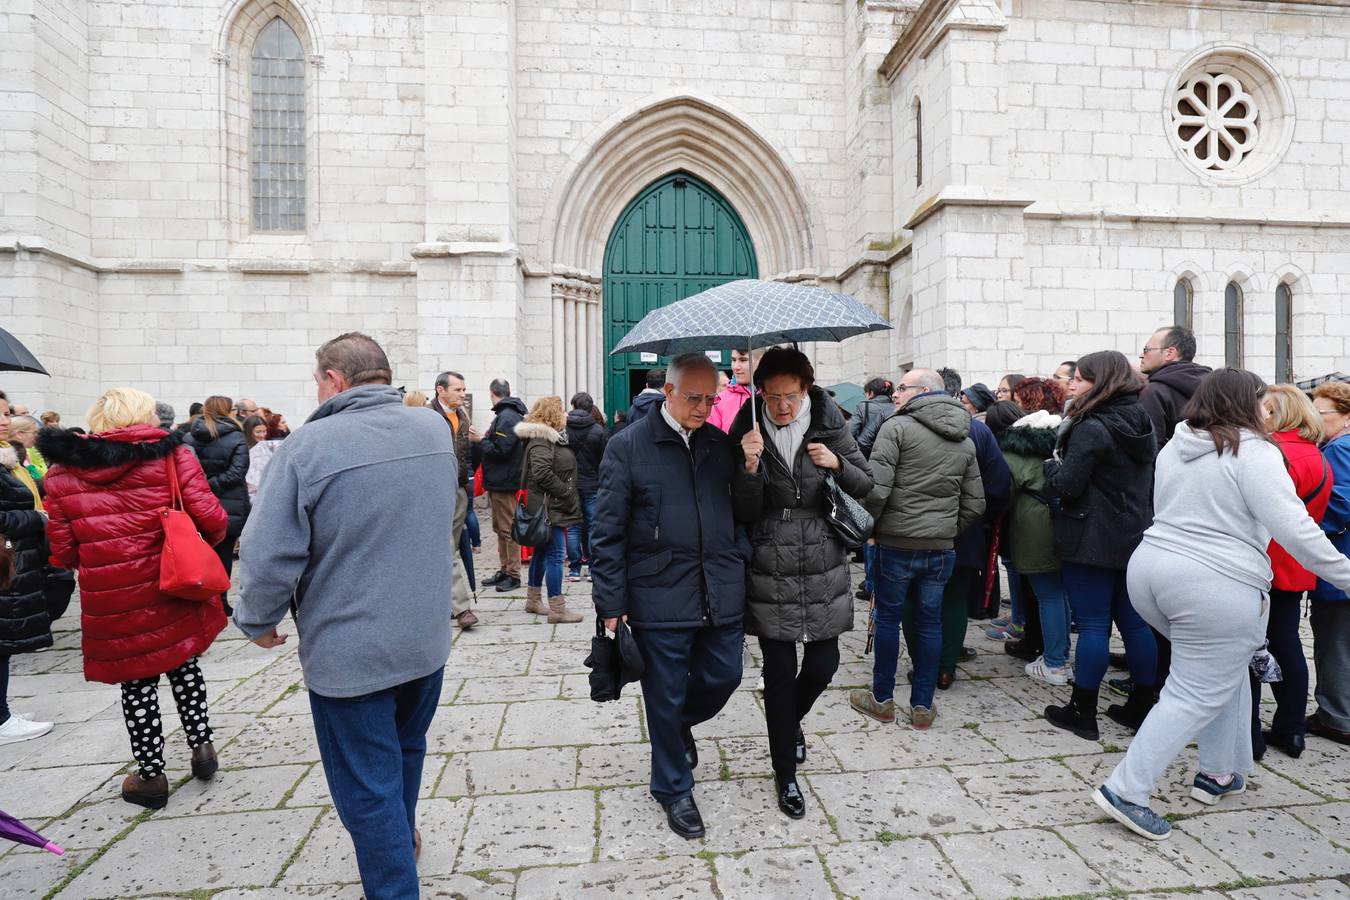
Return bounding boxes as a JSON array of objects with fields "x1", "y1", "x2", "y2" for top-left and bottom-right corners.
[
  {"x1": 527, "y1": 526, "x2": 566, "y2": 596},
  {"x1": 873, "y1": 547, "x2": 955, "y2": 709},
  {"x1": 863, "y1": 543, "x2": 877, "y2": 595},
  {"x1": 1026, "y1": 571, "x2": 1071, "y2": 669},
  {"x1": 308, "y1": 668, "x2": 444, "y2": 900},
  {"x1": 1004, "y1": 558, "x2": 1027, "y2": 627},
  {"x1": 565, "y1": 492, "x2": 598, "y2": 575},
  {"x1": 1062, "y1": 562, "x2": 1156, "y2": 691},
  {"x1": 632, "y1": 623, "x2": 743, "y2": 803}
]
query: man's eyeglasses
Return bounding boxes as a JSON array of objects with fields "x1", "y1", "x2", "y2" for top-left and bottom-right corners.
[
  {"x1": 674, "y1": 391, "x2": 716, "y2": 408},
  {"x1": 1140, "y1": 346, "x2": 1164, "y2": 354}
]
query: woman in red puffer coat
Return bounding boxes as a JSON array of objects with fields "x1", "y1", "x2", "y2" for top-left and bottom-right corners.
[
  {"x1": 1250, "y1": 385, "x2": 1334, "y2": 762},
  {"x1": 39, "y1": 387, "x2": 228, "y2": 811}
]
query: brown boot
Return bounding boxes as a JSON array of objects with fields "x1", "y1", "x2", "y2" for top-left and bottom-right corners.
[
  {"x1": 524, "y1": 586, "x2": 548, "y2": 616},
  {"x1": 547, "y1": 596, "x2": 583, "y2": 624},
  {"x1": 121, "y1": 772, "x2": 169, "y2": 809},
  {"x1": 191, "y1": 742, "x2": 218, "y2": 780}
]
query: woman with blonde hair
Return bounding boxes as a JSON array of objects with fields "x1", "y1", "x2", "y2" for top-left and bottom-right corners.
[
  {"x1": 1249, "y1": 385, "x2": 1332, "y2": 759},
  {"x1": 7, "y1": 414, "x2": 46, "y2": 479},
  {"x1": 403, "y1": 390, "x2": 429, "y2": 408},
  {"x1": 39, "y1": 387, "x2": 229, "y2": 808},
  {"x1": 183, "y1": 395, "x2": 250, "y2": 614},
  {"x1": 1309, "y1": 381, "x2": 1350, "y2": 746},
  {"x1": 515, "y1": 396, "x2": 584, "y2": 623}
]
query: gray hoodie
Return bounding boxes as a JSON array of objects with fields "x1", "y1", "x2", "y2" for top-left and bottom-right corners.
[
  {"x1": 235, "y1": 385, "x2": 458, "y2": 698},
  {"x1": 1142, "y1": 423, "x2": 1350, "y2": 594}
]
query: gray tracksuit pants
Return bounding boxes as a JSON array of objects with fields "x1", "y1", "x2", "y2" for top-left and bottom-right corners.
[{"x1": 1106, "y1": 543, "x2": 1268, "y2": 807}]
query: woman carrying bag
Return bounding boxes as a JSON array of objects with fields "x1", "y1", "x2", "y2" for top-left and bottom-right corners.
[
  {"x1": 514, "y1": 396, "x2": 585, "y2": 624},
  {"x1": 40, "y1": 388, "x2": 229, "y2": 810},
  {"x1": 730, "y1": 348, "x2": 872, "y2": 820}
]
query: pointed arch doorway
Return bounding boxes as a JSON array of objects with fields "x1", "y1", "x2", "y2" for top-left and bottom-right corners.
[{"x1": 603, "y1": 172, "x2": 758, "y2": 420}]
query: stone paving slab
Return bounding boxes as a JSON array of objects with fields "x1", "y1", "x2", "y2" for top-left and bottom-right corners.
[{"x1": 4, "y1": 551, "x2": 1349, "y2": 898}]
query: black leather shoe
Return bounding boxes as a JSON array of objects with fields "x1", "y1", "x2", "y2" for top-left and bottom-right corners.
[
  {"x1": 1265, "y1": 729, "x2": 1305, "y2": 758},
  {"x1": 681, "y1": 726, "x2": 698, "y2": 770},
  {"x1": 482, "y1": 570, "x2": 507, "y2": 587},
  {"x1": 663, "y1": 796, "x2": 705, "y2": 839},
  {"x1": 958, "y1": 646, "x2": 977, "y2": 663},
  {"x1": 1004, "y1": 639, "x2": 1040, "y2": 662},
  {"x1": 854, "y1": 587, "x2": 871, "y2": 602},
  {"x1": 776, "y1": 775, "x2": 806, "y2": 820},
  {"x1": 937, "y1": 671, "x2": 955, "y2": 691},
  {"x1": 794, "y1": 728, "x2": 807, "y2": 765},
  {"x1": 494, "y1": 575, "x2": 521, "y2": 593}
]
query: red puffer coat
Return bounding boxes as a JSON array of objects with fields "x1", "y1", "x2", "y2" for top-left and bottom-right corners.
[
  {"x1": 1269, "y1": 429, "x2": 1334, "y2": 593},
  {"x1": 37, "y1": 425, "x2": 229, "y2": 684}
]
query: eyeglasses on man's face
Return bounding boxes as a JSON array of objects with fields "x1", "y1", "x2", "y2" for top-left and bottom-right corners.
[{"x1": 674, "y1": 390, "x2": 716, "y2": 408}]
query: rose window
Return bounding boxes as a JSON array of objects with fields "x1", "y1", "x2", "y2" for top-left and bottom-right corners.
[{"x1": 1171, "y1": 71, "x2": 1258, "y2": 171}]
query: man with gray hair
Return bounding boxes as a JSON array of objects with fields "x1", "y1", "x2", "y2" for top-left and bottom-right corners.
[
  {"x1": 591, "y1": 352, "x2": 749, "y2": 839},
  {"x1": 154, "y1": 402, "x2": 175, "y2": 432},
  {"x1": 233, "y1": 398, "x2": 259, "y2": 417},
  {"x1": 236, "y1": 332, "x2": 456, "y2": 897},
  {"x1": 852, "y1": 367, "x2": 984, "y2": 731}
]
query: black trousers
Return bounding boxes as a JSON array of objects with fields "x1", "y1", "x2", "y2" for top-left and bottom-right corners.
[
  {"x1": 1251, "y1": 589, "x2": 1310, "y2": 750},
  {"x1": 758, "y1": 636, "x2": 840, "y2": 779}
]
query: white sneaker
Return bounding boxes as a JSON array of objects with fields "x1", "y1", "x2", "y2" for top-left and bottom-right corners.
[
  {"x1": 0, "y1": 713, "x2": 54, "y2": 746},
  {"x1": 1026, "y1": 656, "x2": 1070, "y2": 686},
  {"x1": 756, "y1": 674, "x2": 765, "y2": 692}
]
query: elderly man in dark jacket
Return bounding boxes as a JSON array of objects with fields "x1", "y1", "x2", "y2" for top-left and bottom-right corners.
[
  {"x1": 591, "y1": 352, "x2": 749, "y2": 840},
  {"x1": 480, "y1": 379, "x2": 529, "y2": 592},
  {"x1": 852, "y1": 368, "x2": 984, "y2": 731}
]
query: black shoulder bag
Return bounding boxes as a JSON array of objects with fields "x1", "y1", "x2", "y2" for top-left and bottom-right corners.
[{"x1": 511, "y1": 442, "x2": 553, "y2": 549}]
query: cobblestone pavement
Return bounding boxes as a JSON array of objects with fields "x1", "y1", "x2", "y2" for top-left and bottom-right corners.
[{"x1": 3, "y1": 538, "x2": 1348, "y2": 899}]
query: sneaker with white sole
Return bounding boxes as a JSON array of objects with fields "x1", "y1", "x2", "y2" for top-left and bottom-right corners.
[
  {"x1": 1191, "y1": 772, "x2": 1246, "y2": 806},
  {"x1": 984, "y1": 622, "x2": 1024, "y2": 642},
  {"x1": 0, "y1": 713, "x2": 54, "y2": 746},
  {"x1": 1025, "y1": 656, "x2": 1071, "y2": 686},
  {"x1": 1093, "y1": 784, "x2": 1170, "y2": 841}
]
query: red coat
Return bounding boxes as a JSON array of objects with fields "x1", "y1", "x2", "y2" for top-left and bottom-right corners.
[
  {"x1": 1269, "y1": 429, "x2": 1334, "y2": 592},
  {"x1": 38, "y1": 425, "x2": 229, "y2": 684}
]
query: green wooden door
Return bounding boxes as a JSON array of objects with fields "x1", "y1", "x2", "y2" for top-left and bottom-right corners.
[{"x1": 603, "y1": 173, "x2": 758, "y2": 420}]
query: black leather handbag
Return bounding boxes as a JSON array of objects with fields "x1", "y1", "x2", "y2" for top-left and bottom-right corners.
[
  {"x1": 510, "y1": 445, "x2": 552, "y2": 549},
  {"x1": 822, "y1": 473, "x2": 872, "y2": 550}
]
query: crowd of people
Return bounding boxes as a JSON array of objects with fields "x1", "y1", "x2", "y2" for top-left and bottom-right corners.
[{"x1": 0, "y1": 325, "x2": 1348, "y2": 897}]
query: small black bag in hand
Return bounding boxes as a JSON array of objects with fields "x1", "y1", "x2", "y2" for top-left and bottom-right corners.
[
  {"x1": 822, "y1": 472, "x2": 873, "y2": 549},
  {"x1": 584, "y1": 616, "x2": 645, "y2": 702},
  {"x1": 510, "y1": 443, "x2": 552, "y2": 549}
]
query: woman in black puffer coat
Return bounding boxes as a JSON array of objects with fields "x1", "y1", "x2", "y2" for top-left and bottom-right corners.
[
  {"x1": 0, "y1": 396, "x2": 61, "y2": 746},
  {"x1": 184, "y1": 395, "x2": 250, "y2": 614},
  {"x1": 730, "y1": 348, "x2": 872, "y2": 821}
]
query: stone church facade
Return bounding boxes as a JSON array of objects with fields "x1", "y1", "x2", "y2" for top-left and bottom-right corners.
[{"x1": 3, "y1": 0, "x2": 1347, "y2": 424}]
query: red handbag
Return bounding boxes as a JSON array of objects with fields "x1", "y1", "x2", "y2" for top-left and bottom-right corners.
[{"x1": 158, "y1": 456, "x2": 231, "y2": 601}]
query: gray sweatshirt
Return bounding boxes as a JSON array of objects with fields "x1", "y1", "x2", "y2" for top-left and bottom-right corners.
[
  {"x1": 234, "y1": 385, "x2": 458, "y2": 698},
  {"x1": 1142, "y1": 423, "x2": 1350, "y2": 595}
]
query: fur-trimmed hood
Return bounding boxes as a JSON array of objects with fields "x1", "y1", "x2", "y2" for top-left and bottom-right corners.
[
  {"x1": 997, "y1": 411, "x2": 1061, "y2": 459},
  {"x1": 38, "y1": 425, "x2": 182, "y2": 483},
  {"x1": 514, "y1": 421, "x2": 567, "y2": 444}
]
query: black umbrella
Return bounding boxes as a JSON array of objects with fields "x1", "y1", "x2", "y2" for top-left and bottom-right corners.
[{"x1": 0, "y1": 328, "x2": 48, "y2": 376}]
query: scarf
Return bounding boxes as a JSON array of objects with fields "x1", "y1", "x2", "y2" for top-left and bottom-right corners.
[
  {"x1": 763, "y1": 393, "x2": 812, "y2": 467},
  {"x1": 0, "y1": 441, "x2": 43, "y2": 511}
]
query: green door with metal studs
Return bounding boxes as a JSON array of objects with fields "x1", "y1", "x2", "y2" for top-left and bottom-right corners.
[{"x1": 603, "y1": 172, "x2": 758, "y2": 421}]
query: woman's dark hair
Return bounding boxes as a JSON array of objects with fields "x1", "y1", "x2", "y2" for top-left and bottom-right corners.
[
  {"x1": 864, "y1": 376, "x2": 894, "y2": 398},
  {"x1": 590, "y1": 406, "x2": 605, "y2": 427},
  {"x1": 1182, "y1": 368, "x2": 1269, "y2": 456},
  {"x1": 984, "y1": 401, "x2": 1025, "y2": 437},
  {"x1": 241, "y1": 415, "x2": 267, "y2": 448},
  {"x1": 570, "y1": 392, "x2": 594, "y2": 412},
  {"x1": 188, "y1": 402, "x2": 204, "y2": 417},
  {"x1": 753, "y1": 347, "x2": 815, "y2": 390},
  {"x1": 1068, "y1": 351, "x2": 1142, "y2": 420},
  {"x1": 261, "y1": 409, "x2": 287, "y2": 439},
  {"x1": 1013, "y1": 377, "x2": 1067, "y2": 414},
  {"x1": 1000, "y1": 374, "x2": 1026, "y2": 397}
]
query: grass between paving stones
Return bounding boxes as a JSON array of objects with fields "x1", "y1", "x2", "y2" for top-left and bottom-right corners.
[
  {"x1": 274, "y1": 761, "x2": 315, "y2": 809},
  {"x1": 269, "y1": 805, "x2": 330, "y2": 887},
  {"x1": 591, "y1": 788, "x2": 603, "y2": 863},
  {"x1": 41, "y1": 808, "x2": 154, "y2": 900}
]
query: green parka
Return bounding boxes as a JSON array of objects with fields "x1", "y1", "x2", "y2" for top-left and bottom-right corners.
[
  {"x1": 997, "y1": 415, "x2": 1061, "y2": 575},
  {"x1": 515, "y1": 422, "x2": 582, "y2": 528}
]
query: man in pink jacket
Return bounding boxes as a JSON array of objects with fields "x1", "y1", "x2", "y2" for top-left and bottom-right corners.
[{"x1": 708, "y1": 348, "x2": 754, "y2": 433}]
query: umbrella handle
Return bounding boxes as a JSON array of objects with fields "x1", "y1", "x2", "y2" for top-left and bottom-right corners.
[{"x1": 43, "y1": 841, "x2": 64, "y2": 856}]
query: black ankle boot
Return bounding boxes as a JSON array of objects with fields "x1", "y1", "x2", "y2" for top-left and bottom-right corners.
[
  {"x1": 1105, "y1": 685, "x2": 1157, "y2": 733},
  {"x1": 1045, "y1": 686, "x2": 1100, "y2": 741}
]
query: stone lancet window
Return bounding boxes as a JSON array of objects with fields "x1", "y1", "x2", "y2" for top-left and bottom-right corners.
[
  {"x1": 1172, "y1": 279, "x2": 1193, "y2": 330},
  {"x1": 250, "y1": 18, "x2": 306, "y2": 232},
  {"x1": 1224, "y1": 281, "x2": 1244, "y2": 368},
  {"x1": 1275, "y1": 282, "x2": 1293, "y2": 383}
]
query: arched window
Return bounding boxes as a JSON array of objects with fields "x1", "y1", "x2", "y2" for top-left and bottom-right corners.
[
  {"x1": 250, "y1": 18, "x2": 306, "y2": 232},
  {"x1": 1224, "y1": 281, "x2": 1244, "y2": 367},
  {"x1": 1275, "y1": 282, "x2": 1293, "y2": 382},
  {"x1": 914, "y1": 100, "x2": 923, "y2": 188},
  {"x1": 1172, "y1": 279, "x2": 1193, "y2": 329}
]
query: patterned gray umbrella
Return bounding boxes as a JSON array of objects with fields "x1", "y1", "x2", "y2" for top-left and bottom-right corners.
[{"x1": 610, "y1": 279, "x2": 891, "y2": 357}]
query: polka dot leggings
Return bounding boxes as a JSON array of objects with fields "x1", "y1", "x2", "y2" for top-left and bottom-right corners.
[{"x1": 119, "y1": 657, "x2": 213, "y2": 779}]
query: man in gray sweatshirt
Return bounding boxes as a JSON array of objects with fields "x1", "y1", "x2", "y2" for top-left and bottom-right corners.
[{"x1": 235, "y1": 332, "x2": 456, "y2": 900}]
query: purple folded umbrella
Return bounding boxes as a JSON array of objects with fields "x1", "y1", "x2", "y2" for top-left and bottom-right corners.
[{"x1": 0, "y1": 809, "x2": 64, "y2": 856}]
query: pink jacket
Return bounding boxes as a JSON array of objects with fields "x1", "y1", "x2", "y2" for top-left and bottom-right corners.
[{"x1": 707, "y1": 383, "x2": 752, "y2": 433}]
